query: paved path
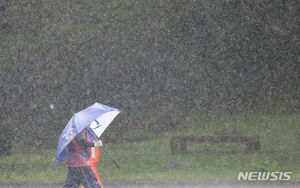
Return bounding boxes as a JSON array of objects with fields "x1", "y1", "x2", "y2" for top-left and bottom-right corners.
[{"x1": 1, "y1": 180, "x2": 299, "y2": 188}]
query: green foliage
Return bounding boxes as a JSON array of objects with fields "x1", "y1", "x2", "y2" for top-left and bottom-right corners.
[
  {"x1": 250, "y1": 156, "x2": 279, "y2": 172},
  {"x1": 1, "y1": 0, "x2": 299, "y2": 181},
  {"x1": 1, "y1": 0, "x2": 299, "y2": 151},
  {"x1": 0, "y1": 113, "x2": 299, "y2": 183}
]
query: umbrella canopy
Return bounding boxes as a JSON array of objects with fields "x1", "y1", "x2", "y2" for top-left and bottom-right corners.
[{"x1": 56, "y1": 102, "x2": 120, "y2": 166}]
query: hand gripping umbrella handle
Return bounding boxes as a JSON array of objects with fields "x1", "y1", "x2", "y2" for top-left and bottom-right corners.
[{"x1": 87, "y1": 128, "x2": 120, "y2": 169}]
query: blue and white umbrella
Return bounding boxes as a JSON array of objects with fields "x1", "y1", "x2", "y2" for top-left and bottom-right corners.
[{"x1": 56, "y1": 102, "x2": 120, "y2": 166}]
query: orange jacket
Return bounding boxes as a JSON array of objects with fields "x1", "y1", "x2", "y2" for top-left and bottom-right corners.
[{"x1": 81, "y1": 146, "x2": 103, "y2": 188}]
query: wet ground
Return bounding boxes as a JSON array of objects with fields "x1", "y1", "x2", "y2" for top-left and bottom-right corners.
[{"x1": 1, "y1": 180, "x2": 299, "y2": 188}]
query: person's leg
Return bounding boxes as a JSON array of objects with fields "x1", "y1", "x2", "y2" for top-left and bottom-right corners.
[
  {"x1": 91, "y1": 164, "x2": 104, "y2": 188},
  {"x1": 80, "y1": 166, "x2": 101, "y2": 188},
  {"x1": 63, "y1": 168, "x2": 81, "y2": 188}
]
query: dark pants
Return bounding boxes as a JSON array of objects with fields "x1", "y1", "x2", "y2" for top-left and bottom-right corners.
[{"x1": 63, "y1": 166, "x2": 101, "y2": 188}]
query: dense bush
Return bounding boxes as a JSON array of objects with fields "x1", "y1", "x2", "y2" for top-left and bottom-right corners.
[{"x1": 1, "y1": 0, "x2": 299, "y2": 147}]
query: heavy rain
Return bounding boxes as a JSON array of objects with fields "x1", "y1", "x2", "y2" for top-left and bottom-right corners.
[{"x1": 0, "y1": 0, "x2": 299, "y2": 188}]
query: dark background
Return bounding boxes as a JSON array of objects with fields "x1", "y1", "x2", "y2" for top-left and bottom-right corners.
[{"x1": 0, "y1": 0, "x2": 299, "y2": 153}]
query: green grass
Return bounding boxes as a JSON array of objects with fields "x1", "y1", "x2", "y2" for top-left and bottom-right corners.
[
  {"x1": 0, "y1": 113, "x2": 299, "y2": 183},
  {"x1": 0, "y1": 148, "x2": 67, "y2": 183}
]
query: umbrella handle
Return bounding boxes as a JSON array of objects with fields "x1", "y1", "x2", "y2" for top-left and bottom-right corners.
[
  {"x1": 102, "y1": 146, "x2": 121, "y2": 169},
  {"x1": 87, "y1": 128, "x2": 121, "y2": 169}
]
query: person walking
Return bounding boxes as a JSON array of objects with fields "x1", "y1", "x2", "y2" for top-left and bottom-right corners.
[
  {"x1": 81, "y1": 145, "x2": 104, "y2": 188},
  {"x1": 63, "y1": 127, "x2": 103, "y2": 188}
]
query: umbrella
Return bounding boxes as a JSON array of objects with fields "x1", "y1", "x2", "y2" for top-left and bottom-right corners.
[{"x1": 55, "y1": 102, "x2": 120, "y2": 166}]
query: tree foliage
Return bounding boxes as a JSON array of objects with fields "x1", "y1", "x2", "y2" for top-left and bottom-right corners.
[{"x1": 1, "y1": 0, "x2": 299, "y2": 148}]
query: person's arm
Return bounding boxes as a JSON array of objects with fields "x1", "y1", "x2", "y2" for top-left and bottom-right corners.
[
  {"x1": 78, "y1": 139, "x2": 94, "y2": 148},
  {"x1": 77, "y1": 130, "x2": 94, "y2": 148},
  {"x1": 77, "y1": 129, "x2": 103, "y2": 148}
]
